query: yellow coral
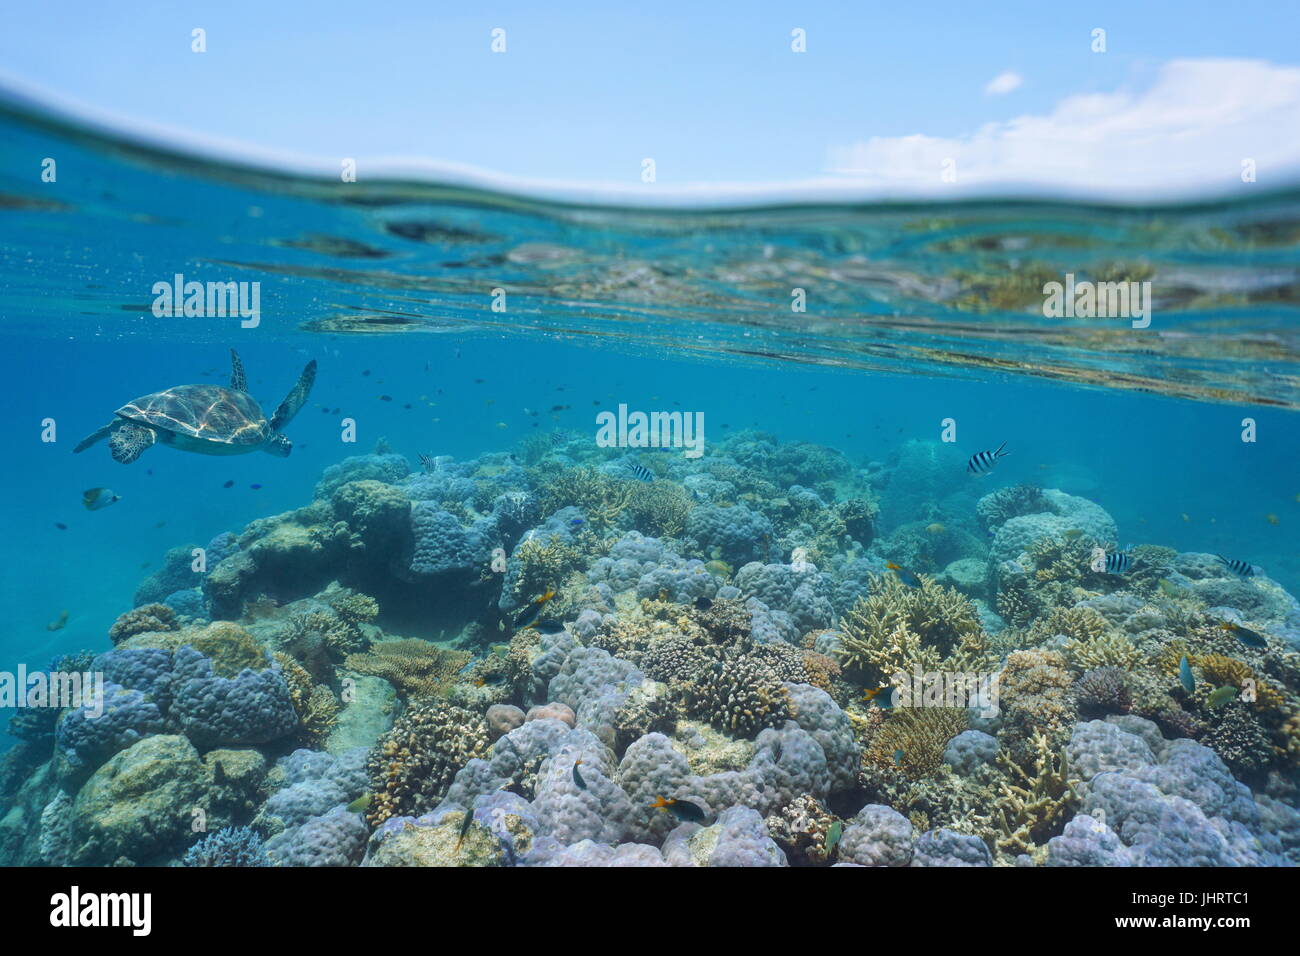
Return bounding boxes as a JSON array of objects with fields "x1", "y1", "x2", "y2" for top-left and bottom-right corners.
[
  {"x1": 1195, "y1": 653, "x2": 1285, "y2": 712},
  {"x1": 534, "y1": 465, "x2": 635, "y2": 528},
  {"x1": 345, "y1": 639, "x2": 471, "y2": 699},
  {"x1": 837, "y1": 574, "x2": 985, "y2": 682},
  {"x1": 977, "y1": 732, "x2": 1079, "y2": 863},
  {"x1": 1062, "y1": 632, "x2": 1142, "y2": 671},
  {"x1": 274, "y1": 651, "x2": 339, "y2": 747},
  {"x1": 864, "y1": 706, "x2": 969, "y2": 779}
]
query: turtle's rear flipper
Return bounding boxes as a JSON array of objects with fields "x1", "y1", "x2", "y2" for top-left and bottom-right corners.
[
  {"x1": 73, "y1": 423, "x2": 113, "y2": 454},
  {"x1": 270, "y1": 359, "x2": 317, "y2": 432},
  {"x1": 230, "y1": 349, "x2": 248, "y2": 391}
]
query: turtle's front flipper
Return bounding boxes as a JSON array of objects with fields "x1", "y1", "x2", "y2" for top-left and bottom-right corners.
[
  {"x1": 73, "y1": 423, "x2": 113, "y2": 454},
  {"x1": 230, "y1": 349, "x2": 248, "y2": 391},
  {"x1": 270, "y1": 359, "x2": 317, "y2": 432}
]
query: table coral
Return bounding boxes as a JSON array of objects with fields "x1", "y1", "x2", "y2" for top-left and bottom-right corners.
[{"x1": 345, "y1": 639, "x2": 471, "y2": 700}]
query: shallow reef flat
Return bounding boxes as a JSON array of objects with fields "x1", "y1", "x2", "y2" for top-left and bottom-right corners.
[{"x1": 4, "y1": 431, "x2": 1299, "y2": 867}]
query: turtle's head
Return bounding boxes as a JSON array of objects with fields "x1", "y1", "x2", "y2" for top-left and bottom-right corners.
[{"x1": 264, "y1": 433, "x2": 292, "y2": 457}]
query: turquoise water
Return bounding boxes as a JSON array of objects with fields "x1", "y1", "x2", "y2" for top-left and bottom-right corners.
[{"x1": 2, "y1": 93, "x2": 1299, "y2": 867}]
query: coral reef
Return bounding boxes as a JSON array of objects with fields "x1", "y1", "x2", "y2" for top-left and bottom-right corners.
[{"x1": 5, "y1": 431, "x2": 1299, "y2": 869}]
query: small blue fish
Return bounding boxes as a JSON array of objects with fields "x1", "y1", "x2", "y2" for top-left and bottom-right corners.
[
  {"x1": 1179, "y1": 655, "x2": 1195, "y2": 694},
  {"x1": 1216, "y1": 555, "x2": 1254, "y2": 578},
  {"x1": 967, "y1": 441, "x2": 1009, "y2": 476},
  {"x1": 893, "y1": 748, "x2": 905, "y2": 767},
  {"x1": 568, "y1": 517, "x2": 584, "y2": 528},
  {"x1": 630, "y1": 464, "x2": 654, "y2": 482}
]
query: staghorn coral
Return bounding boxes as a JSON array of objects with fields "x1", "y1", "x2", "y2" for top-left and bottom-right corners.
[
  {"x1": 533, "y1": 465, "x2": 634, "y2": 529},
  {"x1": 996, "y1": 578, "x2": 1040, "y2": 629},
  {"x1": 977, "y1": 732, "x2": 1079, "y2": 863},
  {"x1": 182, "y1": 826, "x2": 270, "y2": 867},
  {"x1": 345, "y1": 639, "x2": 472, "y2": 700},
  {"x1": 366, "y1": 698, "x2": 488, "y2": 826},
  {"x1": 1033, "y1": 605, "x2": 1109, "y2": 644},
  {"x1": 1062, "y1": 632, "x2": 1142, "y2": 672},
  {"x1": 276, "y1": 606, "x2": 368, "y2": 678},
  {"x1": 836, "y1": 574, "x2": 985, "y2": 683},
  {"x1": 109, "y1": 603, "x2": 178, "y2": 644}
]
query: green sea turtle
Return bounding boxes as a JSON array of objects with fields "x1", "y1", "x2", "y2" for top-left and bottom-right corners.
[{"x1": 73, "y1": 349, "x2": 316, "y2": 464}]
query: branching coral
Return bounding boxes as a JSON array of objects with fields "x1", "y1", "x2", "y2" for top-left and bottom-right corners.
[
  {"x1": 273, "y1": 652, "x2": 339, "y2": 747},
  {"x1": 505, "y1": 534, "x2": 586, "y2": 604},
  {"x1": 863, "y1": 706, "x2": 969, "y2": 780},
  {"x1": 765, "y1": 795, "x2": 838, "y2": 865},
  {"x1": 976, "y1": 484, "x2": 1050, "y2": 528},
  {"x1": 533, "y1": 465, "x2": 634, "y2": 529},
  {"x1": 1073, "y1": 666, "x2": 1132, "y2": 717},
  {"x1": 836, "y1": 574, "x2": 986, "y2": 683},
  {"x1": 345, "y1": 639, "x2": 472, "y2": 700},
  {"x1": 1062, "y1": 632, "x2": 1142, "y2": 672},
  {"x1": 1195, "y1": 654, "x2": 1285, "y2": 712},
  {"x1": 799, "y1": 649, "x2": 842, "y2": 695},
  {"x1": 978, "y1": 732, "x2": 1079, "y2": 863},
  {"x1": 834, "y1": 497, "x2": 877, "y2": 544},
  {"x1": 687, "y1": 650, "x2": 792, "y2": 737},
  {"x1": 1033, "y1": 605, "x2": 1109, "y2": 644},
  {"x1": 366, "y1": 698, "x2": 488, "y2": 826},
  {"x1": 624, "y1": 481, "x2": 694, "y2": 538}
]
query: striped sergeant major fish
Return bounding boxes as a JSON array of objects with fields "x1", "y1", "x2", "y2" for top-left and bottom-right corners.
[
  {"x1": 966, "y1": 441, "x2": 1009, "y2": 476},
  {"x1": 1104, "y1": 551, "x2": 1132, "y2": 574},
  {"x1": 630, "y1": 464, "x2": 654, "y2": 482},
  {"x1": 1216, "y1": 555, "x2": 1254, "y2": 578}
]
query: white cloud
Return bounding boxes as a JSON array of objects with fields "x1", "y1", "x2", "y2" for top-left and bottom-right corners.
[
  {"x1": 984, "y1": 71, "x2": 1022, "y2": 95},
  {"x1": 827, "y1": 59, "x2": 1300, "y2": 197}
]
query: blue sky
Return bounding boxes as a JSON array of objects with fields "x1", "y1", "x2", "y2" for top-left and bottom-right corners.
[{"x1": 2, "y1": 0, "x2": 1298, "y2": 195}]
